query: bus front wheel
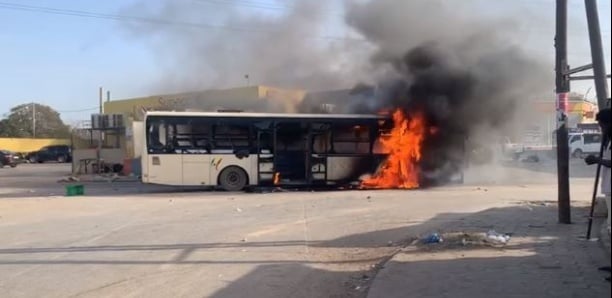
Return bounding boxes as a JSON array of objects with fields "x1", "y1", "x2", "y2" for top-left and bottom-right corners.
[{"x1": 219, "y1": 166, "x2": 248, "y2": 191}]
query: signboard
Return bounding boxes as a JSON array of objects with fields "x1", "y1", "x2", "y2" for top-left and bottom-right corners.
[{"x1": 556, "y1": 92, "x2": 569, "y2": 128}]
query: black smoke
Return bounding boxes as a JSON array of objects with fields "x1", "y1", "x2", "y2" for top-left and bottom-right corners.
[{"x1": 343, "y1": 0, "x2": 553, "y2": 185}]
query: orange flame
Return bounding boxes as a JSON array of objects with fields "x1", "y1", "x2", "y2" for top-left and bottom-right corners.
[
  {"x1": 362, "y1": 109, "x2": 427, "y2": 189},
  {"x1": 273, "y1": 172, "x2": 280, "y2": 185}
]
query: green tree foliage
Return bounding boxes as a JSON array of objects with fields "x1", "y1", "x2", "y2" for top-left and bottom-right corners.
[{"x1": 0, "y1": 103, "x2": 71, "y2": 138}]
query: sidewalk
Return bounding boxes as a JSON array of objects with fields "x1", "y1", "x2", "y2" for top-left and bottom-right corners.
[{"x1": 367, "y1": 202, "x2": 611, "y2": 298}]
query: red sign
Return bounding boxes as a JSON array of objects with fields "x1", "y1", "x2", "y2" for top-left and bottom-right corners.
[{"x1": 556, "y1": 92, "x2": 569, "y2": 113}]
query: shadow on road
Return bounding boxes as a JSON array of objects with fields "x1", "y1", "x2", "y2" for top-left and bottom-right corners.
[{"x1": 0, "y1": 201, "x2": 609, "y2": 297}]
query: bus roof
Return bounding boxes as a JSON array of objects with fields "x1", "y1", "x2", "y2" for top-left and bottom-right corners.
[{"x1": 144, "y1": 111, "x2": 387, "y2": 120}]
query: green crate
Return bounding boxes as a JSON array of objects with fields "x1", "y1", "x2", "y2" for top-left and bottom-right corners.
[{"x1": 65, "y1": 184, "x2": 84, "y2": 196}]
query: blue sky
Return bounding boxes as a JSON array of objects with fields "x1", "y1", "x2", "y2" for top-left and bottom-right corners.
[{"x1": 0, "y1": 0, "x2": 610, "y2": 123}]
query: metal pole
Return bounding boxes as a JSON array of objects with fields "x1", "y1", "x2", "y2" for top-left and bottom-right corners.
[
  {"x1": 584, "y1": 0, "x2": 610, "y2": 109},
  {"x1": 32, "y1": 102, "x2": 36, "y2": 138},
  {"x1": 555, "y1": 0, "x2": 571, "y2": 224},
  {"x1": 99, "y1": 87, "x2": 103, "y2": 114},
  {"x1": 97, "y1": 87, "x2": 103, "y2": 173},
  {"x1": 587, "y1": 136, "x2": 607, "y2": 239}
]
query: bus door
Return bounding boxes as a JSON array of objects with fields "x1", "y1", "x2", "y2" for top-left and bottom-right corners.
[
  {"x1": 309, "y1": 122, "x2": 331, "y2": 183},
  {"x1": 145, "y1": 120, "x2": 183, "y2": 185},
  {"x1": 274, "y1": 122, "x2": 308, "y2": 182}
]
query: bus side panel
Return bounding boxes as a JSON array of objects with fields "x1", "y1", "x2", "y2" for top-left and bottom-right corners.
[
  {"x1": 327, "y1": 156, "x2": 382, "y2": 181},
  {"x1": 327, "y1": 157, "x2": 362, "y2": 181},
  {"x1": 144, "y1": 154, "x2": 183, "y2": 185},
  {"x1": 209, "y1": 155, "x2": 258, "y2": 186},
  {"x1": 182, "y1": 155, "x2": 211, "y2": 186}
]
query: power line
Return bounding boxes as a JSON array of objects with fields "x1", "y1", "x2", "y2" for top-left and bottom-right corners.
[
  {"x1": 0, "y1": 2, "x2": 364, "y2": 42},
  {"x1": 57, "y1": 107, "x2": 99, "y2": 113},
  {"x1": 193, "y1": 0, "x2": 289, "y2": 11},
  {"x1": 192, "y1": 0, "x2": 344, "y2": 15}
]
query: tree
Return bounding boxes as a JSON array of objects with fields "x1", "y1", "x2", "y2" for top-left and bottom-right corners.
[{"x1": 0, "y1": 103, "x2": 71, "y2": 138}]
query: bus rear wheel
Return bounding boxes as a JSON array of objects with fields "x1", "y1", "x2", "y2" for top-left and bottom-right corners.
[{"x1": 219, "y1": 166, "x2": 248, "y2": 191}]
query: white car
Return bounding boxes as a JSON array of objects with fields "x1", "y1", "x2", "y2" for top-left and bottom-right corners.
[{"x1": 569, "y1": 133, "x2": 602, "y2": 158}]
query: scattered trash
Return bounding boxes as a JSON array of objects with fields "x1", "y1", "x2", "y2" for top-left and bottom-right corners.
[
  {"x1": 235, "y1": 207, "x2": 243, "y2": 213},
  {"x1": 354, "y1": 286, "x2": 362, "y2": 291},
  {"x1": 366, "y1": 196, "x2": 371, "y2": 199},
  {"x1": 485, "y1": 230, "x2": 511, "y2": 244},
  {"x1": 422, "y1": 233, "x2": 443, "y2": 244},
  {"x1": 387, "y1": 241, "x2": 394, "y2": 246},
  {"x1": 57, "y1": 176, "x2": 80, "y2": 183},
  {"x1": 241, "y1": 238, "x2": 247, "y2": 242}
]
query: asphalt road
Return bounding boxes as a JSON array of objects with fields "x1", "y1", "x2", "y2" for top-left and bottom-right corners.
[
  {"x1": 0, "y1": 161, "x2": 601, "y2": 297},
  {"x1": 0, "y1": 157, "x2": 597, "y2": 199}
]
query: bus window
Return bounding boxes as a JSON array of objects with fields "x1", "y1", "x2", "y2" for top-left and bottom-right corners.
[
  {"x1": 331, "y1": 123, "x2": 371, "y2": 154},
  {"x1": 312, "y1": 132, "x2": 331, "y2": 154},
  {"x1": 147, "y1": 118, "x2": 168, "y2": 153},
  {"x1": 212, "y1": 122, "x2": 252, "y2": 151}
]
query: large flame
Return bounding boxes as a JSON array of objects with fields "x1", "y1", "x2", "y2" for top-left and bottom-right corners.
[{"x1": 362, "y1": 109, "x2": 427, "y2": 189}]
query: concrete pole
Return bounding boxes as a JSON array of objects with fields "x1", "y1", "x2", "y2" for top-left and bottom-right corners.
[
  {"x1": 32, "y1": 102, "x2": 36, "y2": 138},
  {"x1": 555, "y1": 0, "x2": 571, "y2": 224}
]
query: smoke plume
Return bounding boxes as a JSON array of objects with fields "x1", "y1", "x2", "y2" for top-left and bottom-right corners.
[
  {"x1": 124, "y1": 0, "x2": 554, "y2": 185},
  {"x1": 342, "y1": 0, "x2": 553, "y2": 185},
  {"x1": 121, "y1": 0, "x2": 372, "y2": 92}
]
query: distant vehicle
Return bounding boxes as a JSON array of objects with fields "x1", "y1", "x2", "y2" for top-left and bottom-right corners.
[
  {"x1": 569, "y1": 132, "x2": 602, "y2": 158},
  {"x1": 0, "y1": 150, "x2": 20, "y2": 168},
  {"x1": 26, "y1": 145, "x2": 72, "y2": 163}
]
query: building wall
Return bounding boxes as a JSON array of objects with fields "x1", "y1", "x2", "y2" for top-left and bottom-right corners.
[{"x1": 103, "y1": 86, "x2": 306, "y2": 119}]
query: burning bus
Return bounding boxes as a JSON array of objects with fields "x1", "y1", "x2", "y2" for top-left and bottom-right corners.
[
  {"x1": 141, "y1": 110, "x2": 403, "y2": 190},
  {"x1": 141, "y1": 105, "x2": 458, "y2": 191}
]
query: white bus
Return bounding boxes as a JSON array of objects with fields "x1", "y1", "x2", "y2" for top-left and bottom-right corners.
[{"x1": 142, "y1": 111, "x2": 391, "y2": 191}]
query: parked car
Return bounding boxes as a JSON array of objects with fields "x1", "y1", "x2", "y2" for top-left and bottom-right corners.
[
  {"x1": 26, "y1": 145, "x2": 72, "y2": 163},
  {"x1": 0, "y1": 150, "x2": 20, "y2": 168},
  {"x1": 569, "y1": 132, "x2": 602, "y2": 158}
]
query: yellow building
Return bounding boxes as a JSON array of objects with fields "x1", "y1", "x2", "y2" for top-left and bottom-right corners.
[{"x1": 103, "y1": 85, "x2": 306, "y2": 121}]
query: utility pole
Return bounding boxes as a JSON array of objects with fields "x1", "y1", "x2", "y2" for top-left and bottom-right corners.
[
  {"x1": 97, "y1": 87, "x2": 103, "y2": 173},
  {"x1": 32, "y1": 101, "x2": 36, "y2": 138},
  {"x1": 99, "y1": 87, "x2": 103, "y2": 114},
  {"x1": 584, "y1": 0, "x2": 610, "y2": 108},
  {"x1": 555, "y1": 0, "x2": 571, "y2": 224}
]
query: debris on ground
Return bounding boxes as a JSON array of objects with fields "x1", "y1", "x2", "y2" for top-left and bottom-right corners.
[
  {"x1": 235, "y1": 207, "x2": 243, "y2": 213},
  {"x1": 413, "y1": 231, "x2": 512, "y2": 250},
  {"x1": 422, "y1": 233, "x2": 443, "y2": 244},
  {"x1": 485, "y1": 230, "x2": 511, "y2": 244},
  {"x1": 57, "y1": 176, "x2": 80, "y2": 183}
]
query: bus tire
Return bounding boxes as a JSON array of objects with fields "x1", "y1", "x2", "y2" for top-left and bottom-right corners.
[{"x1": 218, "y1": 166, "x2": 248, "y2": 191}]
